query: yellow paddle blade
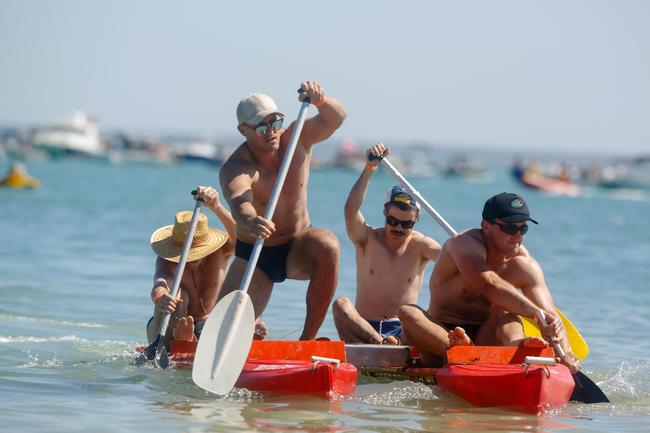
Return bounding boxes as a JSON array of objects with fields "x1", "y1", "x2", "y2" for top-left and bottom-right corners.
[{"x1": 520, "y1": 307, "x2": 589, "y2": 361}]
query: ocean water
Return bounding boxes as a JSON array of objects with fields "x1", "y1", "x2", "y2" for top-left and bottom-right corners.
[{"x1": 1, "y1": 158, "x2": 649, "y2": 433}]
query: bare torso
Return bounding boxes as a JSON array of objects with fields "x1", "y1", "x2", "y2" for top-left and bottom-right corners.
[
  {"x1": 355, "y1": 228, "x2": 430, "y2": 320},
  {"x1": 223, "y1": 126, "x2": 311, "y2": 246},
  {"x1": 428, "y1": 228, "x2": 530, "y2": 324},
  {"x1": 156, "y1": 247, "x2": 232, "y2": 322}
]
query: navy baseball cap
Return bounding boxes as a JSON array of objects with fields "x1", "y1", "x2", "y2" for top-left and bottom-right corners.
[
  {"x1": 482, "y1": 192, "x2": 538, "y2": 224},
  {"x1": 385, "y1": 186, "x2": 420, "y2": 210}
]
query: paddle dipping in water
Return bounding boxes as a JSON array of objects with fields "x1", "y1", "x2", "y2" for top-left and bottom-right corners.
[
  {"x1": 136, "y1": 187, "x2": 235, "y2": 368},
  {"x1": 373, "y1": 152, "x2": 608, "y2": 404}
]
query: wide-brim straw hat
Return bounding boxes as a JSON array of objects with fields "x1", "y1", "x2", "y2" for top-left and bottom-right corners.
[{"x1": 150, "y1": 211, "x2": 227, "y2": 262}]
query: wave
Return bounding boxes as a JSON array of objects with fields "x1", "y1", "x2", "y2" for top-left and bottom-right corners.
[
  {"x1": 0, "y1": 314, "x2": 106, "y2": 328},
  {"x1": 0, "y1": 335, "x2": 86, "y2": 344}
]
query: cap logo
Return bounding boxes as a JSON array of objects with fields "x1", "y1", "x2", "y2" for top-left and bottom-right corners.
[
  {"x1": 510, "y1": 198, "x2": 524, "y2": 209},
  {"x1": 393, "y1": 194, "x2": 412, "y2": 205}
]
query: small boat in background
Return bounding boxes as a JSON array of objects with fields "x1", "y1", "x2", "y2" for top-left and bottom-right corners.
[
  {"x1": 330, "y1": 138, "x2": 365, "y2": 171},
  {"x1": 512, "y1": 160, "x2": 582, "y2": 196},
  {"x1": 445, "y1": 153, "x2": 487, "y2": 180},
  {"x1": 0, "y1": 161, "x2": 40, "y2": 189},
  {"x1": 30, "y1": 112, "x2": 104, "y2": 158},
  {"x1": 168, "y1": 138, "x2": 223, "y2": 165}
]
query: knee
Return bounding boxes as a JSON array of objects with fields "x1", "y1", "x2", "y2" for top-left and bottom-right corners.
[
  {"x1": 310, "y1": 228, "x2": 340, "y2": 260},
  {"x1": 332, "y1": 297, "x2": 352, "y2": 316},
  {"x1": 398, "y1": 304, "x2": 420, "y2": 326}
]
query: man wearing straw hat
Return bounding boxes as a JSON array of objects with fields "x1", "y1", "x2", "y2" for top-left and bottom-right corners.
[
  {"x1": 218, "y1": 80, "x2": 347, "y2": 340},
  {"x1": 147, "y1": 186, "x2": 236, "y2": 347},
  {"x1": 332, "y1": 143, "x2": 441, "y2": 345}
]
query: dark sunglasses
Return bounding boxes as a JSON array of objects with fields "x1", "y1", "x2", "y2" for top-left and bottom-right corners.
[
  {"x1": 251, "y1": 117, "x2": 284, "y2": 134},
  {"x1": 492, "y1": 221, "x2": 529, "y2": 235},
  {"x1": 386, "y1": 215, "x2": 416, "y2": 229}
]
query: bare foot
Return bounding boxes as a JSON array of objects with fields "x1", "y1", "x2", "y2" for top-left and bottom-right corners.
[
  {"x1": 381, "y1": 336, "x2": 401, "y2": 345},
  {"x1": 173, "y1": 316, "x2": 197, "y2": 342},
  {"x1": 518, "y1": 336, "x2": 548, "y2": 348},
  {"x1": 448, "y1": 327, "x2": 472, "y2": 347},
  {"x1": 254, "y1": 319, "x2": 268, "y2": 340}
]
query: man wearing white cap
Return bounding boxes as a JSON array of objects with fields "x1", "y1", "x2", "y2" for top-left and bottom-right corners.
[
  {"x1": 219, "y1": 80, "x2": 346, "y2": 340},
  {"x1": 146, "y1": 186, "x2": 236, "y2": 347},
  {"x1": 333, "y1": 143, "x2": 441, "y2": 345}
]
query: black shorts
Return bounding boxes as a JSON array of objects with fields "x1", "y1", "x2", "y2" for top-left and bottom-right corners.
[{"x1": 235, "y1": 239, "x2": 293, "y2": 283}]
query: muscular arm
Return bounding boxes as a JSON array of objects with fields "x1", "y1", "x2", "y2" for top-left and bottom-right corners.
[
  {"x1": 208, "y1": 199, "x2": 237, "y2": 252},
  {"x1": 518, "y1": 257, "x2": 557, "y2": 315},
  {"x1": 450, "y1": 235, "x2": 542, "y2": 318},
  {"x1": 421, "y1": 236, "x2": 442, "y2": 261},
  {"x1": 195, "y1": 185, "x2": 237, "y2": 254},
  {"x1": 219, "y1": 162, "x2": 258, "y2": 229},
  {"x1": 518, "y1": 258, "x2": 575, "y2": 359},
  {"x1": 299, "y1": 96, "x2": 347, "y2": 148},
  {"x1": 344, "y1": 167, "x2": 374, "y2": 245},
  {"x1": 151, "y1": 257, "x2": 174, "y2": 299}
]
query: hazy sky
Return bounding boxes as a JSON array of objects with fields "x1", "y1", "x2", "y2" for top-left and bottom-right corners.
[{"x1": 1, "y1": 1, "x2": 648, "y2": 155}]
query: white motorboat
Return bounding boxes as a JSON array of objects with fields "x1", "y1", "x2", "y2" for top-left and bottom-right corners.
[{"x1": 31, "y1": 112, "x2": 104, "y2": 157}]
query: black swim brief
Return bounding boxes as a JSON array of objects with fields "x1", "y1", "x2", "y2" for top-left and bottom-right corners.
[
  {"x1": 235, "y1": 239, "x2": 293, "y2": 283},
  {"x1": 441, "y1": 322, "x2": 482, "y2": 342}
]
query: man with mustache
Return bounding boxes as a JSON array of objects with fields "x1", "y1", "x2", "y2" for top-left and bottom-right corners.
[{"x1": 332, "y1": 143, "x2": 441, "y2": 344}]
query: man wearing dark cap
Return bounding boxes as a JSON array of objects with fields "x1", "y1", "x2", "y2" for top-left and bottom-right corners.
[
  {"x1": 399, "y1": 192, "x2": 580, "y2": 373},
  {"x1": 218, "y1": 80, "x2": 347, "y2": 340},
  {"x1": 333, "y1": 143, "x2": 441, "y2": 345}
]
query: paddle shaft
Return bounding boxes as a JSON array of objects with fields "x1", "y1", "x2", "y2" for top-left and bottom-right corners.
[
  {"x1": 207, "y1": 97, "x2": 311, "y2": 381},
  {"x1": 156, "y1": 199, "x2": 203, "y2": 339},
  {"x1": 374, "y1": 155, "x2": 457, "y2": 236},
  {"x1": 537, "y1": 310, "x2": 566, "y2": 358}
]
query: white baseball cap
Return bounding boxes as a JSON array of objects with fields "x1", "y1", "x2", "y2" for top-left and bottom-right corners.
[{"x1": 236, "y1": 93, "x2": 282, "y2": 125}]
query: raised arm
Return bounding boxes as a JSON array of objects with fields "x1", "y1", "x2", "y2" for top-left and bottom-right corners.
[
  {"x1": 296, "y1": 80, "x2": 347, "y2": 148},
  {"x1": 193, "y1": 185, "x2": 237, "y2": 253},
  {"x1": 449, "y1": 234, "x2": 542, "y2": 319},
  {"x1": 344, "y1": 144, "x2": 387, "y2": 245}
]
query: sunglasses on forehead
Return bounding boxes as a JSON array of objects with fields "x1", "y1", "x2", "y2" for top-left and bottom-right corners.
[
  {"x1": 386, "y1": 215, "x2": 416, "y2": 229},
  {"x1": 491, "y1": 221, "x2": 529, "y2": 235},
  {"x1": 250, "y1": 117, "x2": 284, "y2": 134}
]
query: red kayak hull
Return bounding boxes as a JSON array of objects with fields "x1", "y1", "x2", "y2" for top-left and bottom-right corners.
[
  {"x1": 171, "y1": 340, "x2": 357, "y2": 397},
  {"x1": 236, "y1": 359, "x2": 357, "y2": 396},
  {"x1": 436, "y1": 346, "x2": 575, "y2": 414}
]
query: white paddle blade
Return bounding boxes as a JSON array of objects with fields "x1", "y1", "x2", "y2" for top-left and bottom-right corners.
[{"x1": 192, "y1": 290, "x2": 255, "y2": 395}]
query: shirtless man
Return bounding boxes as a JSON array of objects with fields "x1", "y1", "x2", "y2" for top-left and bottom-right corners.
[
  {"x1": 218, "y1": 81, "x2": 346, "y2": 340},
  {"x1": 398, "y1": 192, "x2": 580, "y2": 372},
  {"x1": 333, "y1": 143, "x2": 441, "y2": 344},
  {"x1": 146, "y1": 186, "x2": 236, "y2": 347}
]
